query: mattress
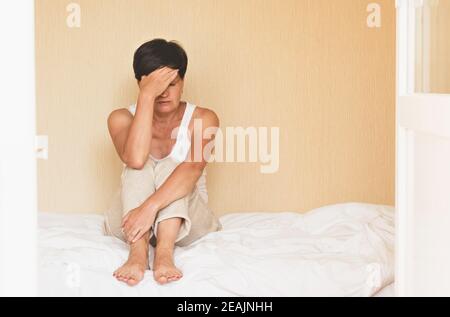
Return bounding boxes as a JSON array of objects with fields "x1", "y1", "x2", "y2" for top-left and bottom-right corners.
[{"x1": 38, "y1": 202, "x2": 395, "y2": 297}]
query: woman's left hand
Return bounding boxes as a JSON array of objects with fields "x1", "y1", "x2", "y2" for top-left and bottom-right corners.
[{"x1": 122, "y1": 204, "x2": 158, "y2": 244}]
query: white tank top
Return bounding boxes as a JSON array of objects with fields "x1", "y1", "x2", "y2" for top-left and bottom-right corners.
[{"x1": 125, "y1": 102, "x2": 208, "y2": 203}]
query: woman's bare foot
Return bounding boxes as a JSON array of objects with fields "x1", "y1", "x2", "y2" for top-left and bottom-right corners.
[
  {"x1": 153, "y1": 246, "x2": 183, "y2": 285},
  {"x1": 113, "y1": 235, "x2": 150, "y2": 286}
]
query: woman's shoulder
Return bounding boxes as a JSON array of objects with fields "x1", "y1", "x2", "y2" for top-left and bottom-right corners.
[
  {"x1": 191, "y1": 104, "x2": 219, "y2": 125},
  {"x1": 110, "y1": 104, "x2": 135, "y2": 117},
  {"x1": 107, "y1": 106, "x2": 134, "y2": 125}
]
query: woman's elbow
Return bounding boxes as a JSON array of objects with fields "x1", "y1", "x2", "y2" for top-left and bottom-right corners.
[
  {"x1": 127, "y1": 161, "x2": 145, "y2": 170},
  {"x1": 123, "y1": 154, "x2": 146, "y2": 170}
]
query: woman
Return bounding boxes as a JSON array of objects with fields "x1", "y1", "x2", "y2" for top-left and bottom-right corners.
[{"x1": 104, "y1": 39, "x2": 222, "y2": 287}]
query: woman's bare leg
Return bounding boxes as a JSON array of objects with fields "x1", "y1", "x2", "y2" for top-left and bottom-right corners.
[
  {"x1": 153, "y1": 217, "x2": 183, "y2": 285},
  {"x1": 113, "y1": 231, "x2": 150, "y2": 286}
]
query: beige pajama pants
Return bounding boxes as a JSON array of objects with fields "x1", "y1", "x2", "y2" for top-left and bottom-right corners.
[{"x1": 104, "y1": 157, "x2": 222, "y2": 247}]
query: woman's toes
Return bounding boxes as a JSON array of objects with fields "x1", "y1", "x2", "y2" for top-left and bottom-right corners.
[
  {"x1": 174, "y1": 273, "x2": 182, "y2": 280},
  {"x1": 127, "y1": 279, "x2": 138, "y2": 286},
  {"x1": 156, "y1": 275, "x2": 168, "y2": 285},
  {"x1": 165, "y1": 270, "x2": 182, "y2": 282},
  {"x1": 170, "y1": 273, "x2": 180, "y2": 280},
  {"x1": 117, "y1": 273, "x2": 128, "y2": 282}
]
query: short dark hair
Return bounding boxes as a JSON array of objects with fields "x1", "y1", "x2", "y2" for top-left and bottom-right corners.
[{"x1": 133, "y1": 39, "x2": 188, "y2": 81}]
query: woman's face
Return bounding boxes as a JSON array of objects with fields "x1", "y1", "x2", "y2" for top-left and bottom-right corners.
[{"x1": 153, "y1": 73, "x2": 184, "y2": 113}]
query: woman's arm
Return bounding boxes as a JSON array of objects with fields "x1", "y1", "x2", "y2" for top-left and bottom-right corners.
[
  {"x1": 120, "y1": 92, "x2": 155, "y2": 168},
  {"x1": 108, "y1": 67, "x2": 179, "y2": 169},
  {"x1": 122, "y1": 109, "x2": 220, "y2": 243},
  {"x1": 145, "y1": 109, "x2": 219, "y2": 211},
  {"x1": 107, "y1": 109, "x2": 135, "y2": 166}
]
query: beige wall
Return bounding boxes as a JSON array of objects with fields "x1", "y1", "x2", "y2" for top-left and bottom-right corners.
[
  {"x1": 36, "y1": 0, "x2": 396, "y2": 216},
  {"x1": 415, "y1": 0, "x2": 450, "y2": 93},
  {"x1": 430, "y1": 0, "x2": 450, "y2": 93}
]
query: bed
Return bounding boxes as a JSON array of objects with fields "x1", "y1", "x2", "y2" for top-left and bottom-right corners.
[{"x1": 38, "y1": 202, "x2": 395, "y2": 297}]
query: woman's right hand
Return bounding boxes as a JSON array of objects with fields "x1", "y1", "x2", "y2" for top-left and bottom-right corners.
[{"x1": 138, "y1": 67, "x2": 179, "y2": 99}]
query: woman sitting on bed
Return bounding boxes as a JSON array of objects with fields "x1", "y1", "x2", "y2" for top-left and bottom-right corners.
[{"x1": 104, "y1": 39, "x2": 222, "y2": 286}]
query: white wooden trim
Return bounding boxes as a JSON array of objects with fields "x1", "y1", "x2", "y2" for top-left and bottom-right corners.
[
  {"x1": 396, "y1": 0, "x2": 450, "y2": 296},
  {"x1": 422, "y1": 3, "x2": 431, "y2": 93},
  {"x1": 395, "y1": 126, "x2": 409, "y2": 296},
  {"x1": 397, "y1": 0, "x2": 409, "y2": 96},
  {"x1": 0, "y1": 1, "x2": 37, "y2": 296},
  {"x1": 395, "y1": 0, "x2": 412, "y2": 296},
  {"x1": 399, "y1": 94, "x2": 450, "y2": 138}
]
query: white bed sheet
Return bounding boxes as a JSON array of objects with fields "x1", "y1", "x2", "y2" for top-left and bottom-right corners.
[
  {"x1": 373, "y1": 283, "x2": 395, "y2": 297},
  {"x1": 38, "y1": 202, "x2": 395, "y2": 297}
]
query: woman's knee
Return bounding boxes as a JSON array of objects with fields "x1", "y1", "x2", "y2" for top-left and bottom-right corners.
[
  {"x1": 122, "y1": 158, "x2": 156, "y2": 181},
  {"x1": 121, "y1": 160, "x2": 156, "y2": 195}
]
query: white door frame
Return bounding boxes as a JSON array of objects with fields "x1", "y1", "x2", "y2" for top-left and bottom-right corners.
[
  {"x1": 396, "y1": 0, "x2": 450, "y2": 296},
  {"x1": 0, "y1": 1, "x2": 37, "y2": 296}
]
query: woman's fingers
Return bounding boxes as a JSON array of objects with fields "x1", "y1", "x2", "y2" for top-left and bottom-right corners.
[
  {"x1": 162, "y1": 69, "x2": 178, "y2": 81},
  {"x1": 158, "y1": 66, "x2": 174, "y2": 76},
  {"x1": 122, "y1": 220, "x2": 133, "y2": 238},
  {"x1": 162, "y1": 70, "x2": 179, "y2": 86},
  {"x1": 152, "y1": 66, "x2": 178, "y2": 76},
  {"x1": 139, "y1": 67, "x2": 178, "y2": 96},
  {"x1": 156, "y1": 66, "x2": 168, "y2": 73},
  {"x1": 133, "y1": 230, "x2": 145, "y2": 243},
  {"x1": 130, "y1": 228, "x2": 142, "y2": 244},
  {"x1": 147, "y1": 67, "x2": 178, "y2": 83},
  {"x1": 122, "y1": 214, "x2": 129, "y2": 225}
]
